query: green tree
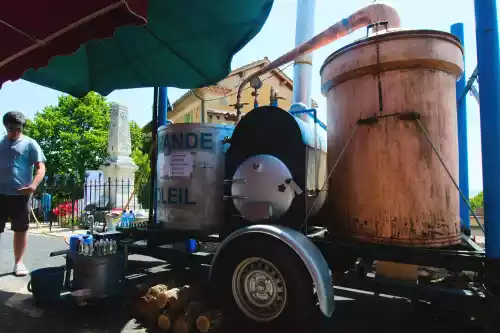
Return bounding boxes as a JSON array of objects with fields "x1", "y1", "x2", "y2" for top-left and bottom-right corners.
[
  {"x1": 25, "y1": 92, "x2": 151, "y2": 206},
  {"x1": 132, "y1": 136, "x2": 152, "y2": 208},
  {"x1": 25, "y1": 93, "x2": 110, "y2": 179},
  {"x1": 130, "y1": 121, "x2": 152, "y2": 208},
  {"x1": 470, "y1": 191, "x2": 484, "y2": 210}
]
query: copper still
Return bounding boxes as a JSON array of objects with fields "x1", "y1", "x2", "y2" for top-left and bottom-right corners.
[{"x1": 320, "y1": 29, "x2": 464, "y2": 247}]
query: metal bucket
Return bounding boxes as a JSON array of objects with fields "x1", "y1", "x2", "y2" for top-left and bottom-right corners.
[{"x1": 72, "y1": 253, "x2": 125, "y2": 299}]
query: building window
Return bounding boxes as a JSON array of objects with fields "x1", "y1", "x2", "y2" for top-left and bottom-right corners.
[{"x1": 184, "y1": 112, "x2": 193, "y2": 123}]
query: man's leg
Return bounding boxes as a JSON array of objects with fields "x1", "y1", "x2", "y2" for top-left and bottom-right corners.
[
  {"x1": 13, "y1": 232, "x2": 27, "y2": 264},
  {"x1": 11, "y1": 195, "x2": 30, "y2": 276},
  {"x1": 0, "y1": 195, "x2": 7, "y2": 248}
]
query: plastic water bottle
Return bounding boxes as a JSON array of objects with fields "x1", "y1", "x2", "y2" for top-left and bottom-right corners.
[
  {"x1": 111, "y1": 240, "x2": 117, "y2": 254},
  {"x1": 100, "y1": 239, "x2": 106, "y2": 255},
  {"x1": 125, "y1": 210, "x2": 131, "y2": 228},
  {"x1": 105, "y1": 239, "x2": 111, "y2": 255},
  {"x1": 88, "y1": 239, "x2": 94, "y2": 256},
  {"x1": 94, "y1": 240, "x2": 100, "y2": 256},
  {"x1": 120, "y1": 210, "x2": 129, "y2": 228},
  {"x1": 109, "y1": 240, "x2": 115, "y2": 254},
  {"x1": 129, "y1": 210, "x2": 135, "y2": 228},
  {"x1": 83, "y1": 238, "x2": 93, "y2": 256},
  {"x1": 78, "y1": 239, "x2": 84, "y2": 254}
]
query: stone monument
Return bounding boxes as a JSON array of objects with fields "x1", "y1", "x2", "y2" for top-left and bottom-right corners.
[{"x1": 100, "y1": 103, "x2": 139, "y2": 209}]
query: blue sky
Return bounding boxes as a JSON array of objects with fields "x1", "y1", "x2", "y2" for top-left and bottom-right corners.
[{"x1": 0, "y1": 0, "x2": 486, "y2": 195}]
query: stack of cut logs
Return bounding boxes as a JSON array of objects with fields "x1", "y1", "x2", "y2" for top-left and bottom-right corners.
[{"x1": 132, "y1": 283, "x2": 222, "y2": 333}]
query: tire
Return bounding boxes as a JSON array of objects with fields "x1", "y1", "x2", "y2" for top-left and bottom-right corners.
[{"x1": 210, "y1": 235, "x2": 318, "y2": 327}]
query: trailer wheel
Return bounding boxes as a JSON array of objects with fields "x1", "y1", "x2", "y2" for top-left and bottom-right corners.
[{"x1": 211, "y1": 236, "x2": 317, "y2": 326}]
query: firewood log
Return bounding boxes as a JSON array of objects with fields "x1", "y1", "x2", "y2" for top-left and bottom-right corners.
[
  {"x1": 196, "y1": 310, "x2": 222, "y2": 333},
  {"x1": 167, "y1": 285, "x2": 192, "y2": 312},
  {"x1": 173, "y1": 315, "x2": 189, "y2": 333},
  {"x1": 156, "y1": 303, "x2": 188, "y2": 331},
  {"x1": 157, "y1": 311, "x2": 172, "y2": 331},
  {"x1": 155, "y1": 291, "x2": 170, "y2": 309},
  {"x1": 147, "y1": 284, "x2": 169, "y2": 299},
  {"x1": 155, "y1": 283, "x2": 187, "y2": 309},
  {"x1": 135, "y1": 297, "x2": 162, "y2": 324},
  {"x1": 173, "y1": 302, "x2": 206, "y2": 333}
]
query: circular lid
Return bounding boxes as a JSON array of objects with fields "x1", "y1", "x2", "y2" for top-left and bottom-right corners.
[{"x1": 320, "y1": 29, "x2": 463, "y2": 74}]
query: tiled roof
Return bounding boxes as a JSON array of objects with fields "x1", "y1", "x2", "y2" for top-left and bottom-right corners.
[
  {"x1": 168, "y1": 57, "x2": 318, "y2": 115},
  {"x1": 171, "y1": 57, "x2": 294, "y2": 111},
  {"x1": 227, "y1": 57, "x2": 269, "y2": 77},
  {"x1": 201, "y1": 86, "x2": 233, "y2": 96}
]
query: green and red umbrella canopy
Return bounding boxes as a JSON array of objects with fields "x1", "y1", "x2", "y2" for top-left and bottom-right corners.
[
  {"x1": 2, "y1": 0, "x2": 274, "y2": 97},
  {"x1": 0, "y1": 0, "x2": 148, "y2": 89}
]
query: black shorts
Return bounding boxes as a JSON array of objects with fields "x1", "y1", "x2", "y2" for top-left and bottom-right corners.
[{"x1": 0, "y1": 194, "x2": 31, "y2": 233}]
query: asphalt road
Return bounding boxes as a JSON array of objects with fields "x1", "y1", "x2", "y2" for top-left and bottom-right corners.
[
  {"x1": 0, "y1": 230, "x2": 493, "y2": 333},
  {"x1": 0, "y1": 231, "x2": 146, "y2": 333},
  {"x1": 0, "y1": 230, "x2": 66, "y2": 276}
]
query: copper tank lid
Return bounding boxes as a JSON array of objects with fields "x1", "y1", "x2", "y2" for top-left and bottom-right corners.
[{"x1": 320, "y1": 28, "x2": 463, "y2": 75}]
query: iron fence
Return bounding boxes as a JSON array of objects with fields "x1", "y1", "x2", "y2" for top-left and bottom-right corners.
[{"x1": 30, "y1": 175, "x2": 144, "y2": 231}]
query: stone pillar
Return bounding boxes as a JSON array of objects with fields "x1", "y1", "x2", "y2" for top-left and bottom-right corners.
[{"x1": 100, "y1": 103, "x2": 139, "y2": 210}]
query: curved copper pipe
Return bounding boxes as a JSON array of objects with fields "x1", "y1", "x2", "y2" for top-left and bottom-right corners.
[{"x1": 235, "y1": 2, "x2": 401, "y2": 120}]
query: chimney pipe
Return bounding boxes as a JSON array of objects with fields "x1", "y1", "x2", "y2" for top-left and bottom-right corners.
[
  {"x1": 291, "y1": 0, "x2": 316, "y2": 122},
  {"x1": 235, "y1": 2, "x2": 401, "y2": 121}
]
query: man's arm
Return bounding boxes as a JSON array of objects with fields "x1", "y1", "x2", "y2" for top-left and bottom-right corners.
[
  {"x1": 31, "y1": 162, "x2": 46, "y2": 188},
  {"x1": 30, "y1": 140, "x2": 46, "y2": 189},
  {"x1": 17, "y1": 140, "x2": 47, "y2": 195}
]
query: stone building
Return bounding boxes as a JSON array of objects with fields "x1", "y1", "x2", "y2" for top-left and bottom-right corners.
[{"x1": 165, "y1": 57, "x2": 318, "y2": 124}]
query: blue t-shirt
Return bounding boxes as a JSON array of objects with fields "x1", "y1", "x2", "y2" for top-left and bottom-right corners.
[{"x1": 0, "y1": 135, "x2": 46, "y2": 195}]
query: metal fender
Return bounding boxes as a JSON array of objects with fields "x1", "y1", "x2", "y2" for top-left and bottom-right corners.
[{"x1": 209, "y1": 224, "x2": 334, "y2": 317}]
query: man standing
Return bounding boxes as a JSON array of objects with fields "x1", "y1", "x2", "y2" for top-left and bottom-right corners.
[{"x1": 0, "y1": 111, "x2": 46, "y2": 276}]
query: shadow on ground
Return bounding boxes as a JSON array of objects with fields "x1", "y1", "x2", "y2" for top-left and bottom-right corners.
[
  {"x1": 216, "y1": 287, "x2": 492, "y2": 333},
  {"x1": 0, "y1": 258, "x2": 166, "y2": 333},
  {"x1": 0, "y1": 258, "x2": 494, "y2": 333}
]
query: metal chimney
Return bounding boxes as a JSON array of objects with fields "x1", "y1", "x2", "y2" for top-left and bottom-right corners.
[{"x1": 291, "y1": 0, "x2": 316, "y2": 122}]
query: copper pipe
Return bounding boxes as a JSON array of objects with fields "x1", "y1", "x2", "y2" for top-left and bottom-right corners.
[{"x1": 235, "y1": 3, "x2": 401, "y2": 120}]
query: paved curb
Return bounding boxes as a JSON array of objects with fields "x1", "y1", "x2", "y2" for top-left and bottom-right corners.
[{"x1": 5, "y1": 222, "x2": 87, "y2": 238}]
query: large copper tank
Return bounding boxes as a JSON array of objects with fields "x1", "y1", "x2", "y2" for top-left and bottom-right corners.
[{"x1": 320, "y1": 29, "x2": 464, "y2": 247}]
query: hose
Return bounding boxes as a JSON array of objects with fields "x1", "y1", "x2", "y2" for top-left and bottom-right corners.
[{"x1": 30, "y1": 207, "x2": 41, "y2": 227}]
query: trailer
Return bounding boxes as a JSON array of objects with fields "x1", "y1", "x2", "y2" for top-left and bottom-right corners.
[{"x1": 120, "y1": 0, "x2": 500, "y2": 328}]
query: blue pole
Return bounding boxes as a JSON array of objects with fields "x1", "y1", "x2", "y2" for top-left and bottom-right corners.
[
  {"x1": 150, "y1": 87, "x2": 159, "y2": 225},
  {"x1": 158, "y1": 87, "x2": 168, "y2": 127},
  {"x1": 154, "y1": 87, "x2": 168, "y2": 223},
  {"x1": 451, "y1": 23, "x2": 470, "y2": 235},
  {"x1": 474, "y1": 0, "x2": 500, "y2": 259}
]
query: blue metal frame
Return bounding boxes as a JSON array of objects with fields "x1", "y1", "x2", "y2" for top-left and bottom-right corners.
[
  {"x1": 150, "y1": 87, "x2": 159, "y2": 224},
  {"x1": 451, "y1": 23, "x2": 470, "y2": 233},
  {"x1": 289, "y1": 108, "x2": 327, "y2": 131},
  {"x1": 154, "y1": 87, "x2": 169, "y2": 224},
  {"x1": 158, "y1": 87, "x2": 168, "y2": 127},
  {"x1": 474, "y1": 0, "x2": 500, "y2": 259},
  {"x1": 459, "y1": 66, "x2": 479, "y2": 104}
]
